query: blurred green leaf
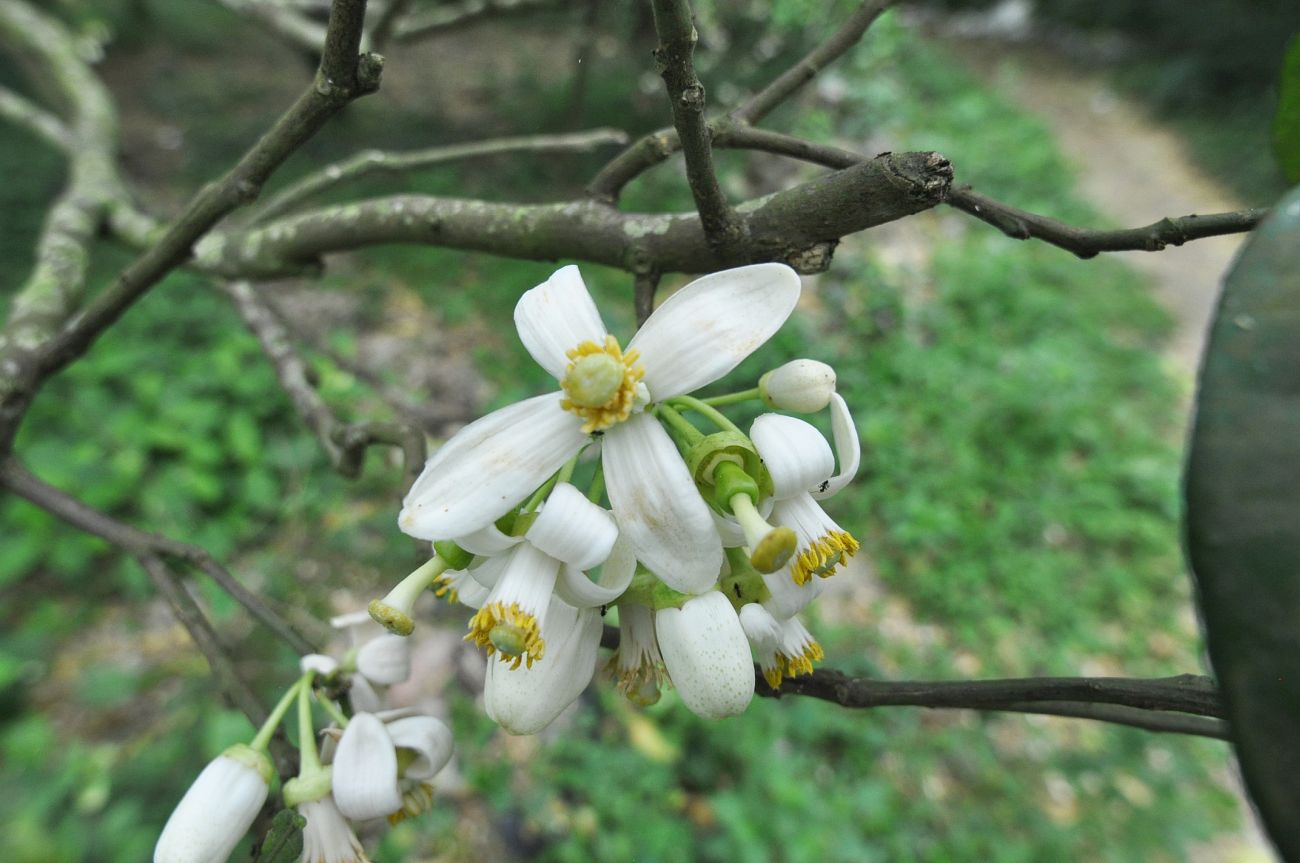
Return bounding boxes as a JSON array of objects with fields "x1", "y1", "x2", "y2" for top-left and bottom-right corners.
[{"x1": 1274, "y1": 34, "x2": 1300, "y2": 183}]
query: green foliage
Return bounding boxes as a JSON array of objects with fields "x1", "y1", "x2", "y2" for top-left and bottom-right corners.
[{"x1": 1275, "y1": 34, "x2": 1300, "y2": 183}]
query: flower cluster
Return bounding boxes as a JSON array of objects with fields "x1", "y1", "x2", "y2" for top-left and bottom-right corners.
[
  {"x1": 155, "y1": 615, "x2": 453, "y2": 863},
  {"x1": 375, "y1": 263, "x2": 861, "y2": 731}
]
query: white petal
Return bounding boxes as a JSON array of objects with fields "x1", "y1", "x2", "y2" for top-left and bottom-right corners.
[
  {"x1": 738, "y1": 602, "x2": 782, "y2": 647},
  {"x1": 554, "y1": 533, "x2": 636, "y2": 607},
  {"x1": 484, "y1": 542, "x2": 561, "y2": 625},
  {"x1": 467, "y1": 551, "x2": 510, "y2": 590},
  {"x1": 356, "y1": 634, "x2": 412, "y2": 686},
  {"x1": 711, "y1": 510, "x2": 747, "y2": 548},
  {"x1": 526, "y1": 482, "x2": 619, "y2": 570},
  {"x1": 385, "y1": 715, "x2": 454, "y2": 780},
  {"x1": 484, "y1": 599, "x2": 602, "y2": 735},
  {"x1": 762, "y1": 567, "x2": 824, "y2": 619},
  {"x1": 602, "y1": 414, "x2": 721, "y2": 594},
  {"x1": 750, "y1": 413, "x2": 835, "y2": 499},
  {"x1": 655, "y1": 591, "x2": 754, "y2": 719},
  {"x1": 300, "y1": 654, "x2": 339, "y2": 677},
  {"x1": 629, "y1": 263, "x2": 801, "y2": 399},
  {"x1": 514, "y1": 265, "x2": 609, "y2": 379},
  {"x1": 331, "y1": 713, "x2": 402, "y2": 821},
  {"x1": 154, "y1": 748, "x2": 270, "y2": 863},
  {"x1": 298, "y1": 797, "x2": 366, "y2": 863},
  {"x1": 348, "y1": 674, "x2": 384, "y2": 714},
  {"x1": 814, "y1": 392, "x2": 860, "y2": 499},
  {"x1": 399, "y1": 392, "x2": 588, "y2": 540},
  {"x1": 454, "y1": 522, "x2": 521, "y2": 557}
]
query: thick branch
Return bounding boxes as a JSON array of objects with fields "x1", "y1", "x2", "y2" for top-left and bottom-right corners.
[
  {"x1": 948, "y1": 187, "x2": 1266, "y2": 259},
  {"x1": 650, "y1": 0, "x2": 745, "y2": 261},
  {"x1": 634, "y1": 270, "x2": 661, "y2": 327},
  {"x1": 0, "y1": 0, "x2": 380, "y2": 454},
  {"x1": 220, "y1": 281, "x2": 426, "y2": 487},
  {"x1": 253, "y1": 128, "x2": 629, "y2": 223},
  {"x1": 732, "y1": 0, "x2": 893, "y2": 126},
  {"x1": 203, "y1": 151, "x2": 951, "y2": 276},
  {"x1": 0, "y1": 457, "x2": 317, "y2": 656}
]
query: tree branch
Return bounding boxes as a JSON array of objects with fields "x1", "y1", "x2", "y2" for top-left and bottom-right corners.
[
  {"x1": 0, "y1": 84, "x2": 73, "y2": 150},
  {"x1": 0, "y1": 0, "x2": 381, "y2": 455},
  {"x1": 588, "y1": 0, "x2": 892, "y2": 201},
  {"x1": 220, "y1": 280, "x2": 427, "y2": 487},
  {"x1": 634, "y1": 270, "x2": 661, "y2": 327},
  {"x1": 252, "y1": 128, "x2": 629, "y2": 223},
  {"x1": 213, "y1": 0, "x2": 328, "y2": 56},
  {"x1": 392, "y1": 0, "x2": 564, "y2": 44},
  {"x1": 731, "y1": 0, "x2": 894, "y2": 126},
  {"x1": 947, "y1": 187, "x2": 1267, "y2": 259},
  {"x1": 202, "y1": 151, "x2": 952, "y2": 277},
  {"x1": 0, "y1": 457, "x2": 318, "y2": 656},
  {"x1": 650, "y1": 0, "x2": 745, "y2": 261},
  {"x1": 368, "y1": 0, "x2": 412, "y2": 50}
]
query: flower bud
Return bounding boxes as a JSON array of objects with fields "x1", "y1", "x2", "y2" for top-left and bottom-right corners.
[
  {"x1": 154, "y1": 744, "x2": 272, "y2": 863},
  {"x1": 759, "y1": 359, "x2": 836, "y2": 413},
  {"x1": 655, "y1": 591, "x2": 754, "y2": 719}
]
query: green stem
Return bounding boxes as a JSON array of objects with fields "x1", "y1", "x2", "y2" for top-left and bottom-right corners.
[
  {"x1": 670, "y1": 394, "x2": 743, "y2": 434},
  {"x1": 521, "y1": 446, "x2": 584, "y2": 515},
  {"x1": 318, "y1": 693, "x2": 350, "y2": 728},
  {"x1": 587, "y1": 465, "x2": 605, "y2": 504},
  {"x1": 296, "y1": 671, "x2": 321, "y2": 772},
  {"x1": 700, "y1": 387, "x2": 761, "y2": 407},
  {"x1": 655, "y1": 402, "x2": 704, "y2": 444},
  {"x1": 251, "y1": 674, "x2": 307, "y2": 753}
]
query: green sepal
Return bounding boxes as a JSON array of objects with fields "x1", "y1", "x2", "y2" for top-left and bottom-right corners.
[
  {"x1": 685, "y1": 430, "x2": 773, "y2": 504},
  {"x1": 720, "y1": 547, "x2": 772, "y2": 610},
  {"x1": 253, "y1": 809, "x2": 306, "y2": 863},
  {"x1": 433, "y1": 540, "x2": 473, "y2": 571},
  {"x1": 619, "y1": 566, "x2": 698, "y2": 610},
  {"x1": 282, "y1": 765, "x2": 332, "y2": 808}
]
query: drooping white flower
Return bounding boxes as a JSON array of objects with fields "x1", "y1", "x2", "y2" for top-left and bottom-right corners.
[
  {"x1": 399, "y1": 264, "x2": 802, "y2": 595},
  {"x1": 609, "y1": 601, "x2": 665, "y2": 705},
  {"x1": 750, "y1": 413, "x2": 860, "y2": 586},
  {"x1": 330, "y1": 711, "x2": 454, "y2": 823},
  {"x1": 655, "y1": 590, "x2": 754, "y2": 719},
  {"x1": 298, "y1": 796, "x2": 369, "y2": 863},
  {"x1": 484, "y1": 596, "x2": 603, "y2": 734},
  {"x1": 739, "y1": 603, "x2": 824, "y2": 689},
  {"x1": 328, "y1": 609, "x2": 413, "y2": 710},
  {"x1": 463, "y1": 483, "x2": 629, "y2": 669},
  {"x1": 154, "y1": 743, "x2": 272, "y2": 863}
]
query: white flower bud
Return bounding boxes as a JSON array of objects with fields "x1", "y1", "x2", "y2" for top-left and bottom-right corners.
[
  {"x1": 154, "y1": 744, "x2": 272, "y2": 863},
  {"x1": 655, "y1": 591, "x2": 754, "y2": 719},
  {"x1": 355, "y1": 633, "x2": 412, "y2": 686},
  {"x1": 759, "y1": 359, "x2": 836, "y2": 413}
]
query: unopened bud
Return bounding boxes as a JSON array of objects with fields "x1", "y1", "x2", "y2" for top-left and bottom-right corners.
[{"x1": 759, "y1": 360, "x2": 836, "y2": 413}]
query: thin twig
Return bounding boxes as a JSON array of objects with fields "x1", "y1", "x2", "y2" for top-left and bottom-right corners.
[
  {"x1": 649, "y1": 0, "x2": 746, "y2": 261},
  {"x1": 213, "y1": 0, "x2": 328, "y2": 56},
  {"x1": 219, "y1": 281, "x2": 427, "y2": 488},
  {"x1": 368, "y1": 0, "x2": 412, "y2": 49},
  {"x1": 0, "y1": 0, "x2": 381, "y2": 454},
  {"x1": 0, "y1": 457, "x2": 318, "y2": 656},
  {"x1": 948, "y1": 187, "x2": 1266, "y2": 259},
  {"x1": 732, "y1": 0, "x2": 894, "y2": 125},
  {"x1": 634, "y1": 270, "x2": 661, "y2": 327},
  {"x1": 0, "y1": 84, "x2": 73, "y2": 149},
  {"x1": 252, "y1": 129, "x2": 628, "y2": 223},
  {"x1": 393, "y1": 0, "x2": 563, "y2": 43}
]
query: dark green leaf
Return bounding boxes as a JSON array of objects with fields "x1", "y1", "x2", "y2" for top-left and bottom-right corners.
[
  {"x1": 1186, "y1": 183, "x2": 1300, "y2": 859},
  {"x1": 1276, "y1": 34, "x2": 1300, "y2": 183},
  {"x1": 253, "y1": 809, "x2": 305, "y2": 863}
]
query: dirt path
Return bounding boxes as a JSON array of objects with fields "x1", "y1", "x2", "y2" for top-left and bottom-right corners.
[{"x1": 949, "y1": 43, "x2": 1248, "y2": 387}]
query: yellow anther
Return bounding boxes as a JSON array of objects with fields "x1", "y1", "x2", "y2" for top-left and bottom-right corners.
[
  {"x1": 790, "y1": 531, "x2": 859, "y2": 585},
  {"x1": 466, "y1": 601, "x2": 545, "y2": 668},
  {"x1": 560, "y1": 335, "x2": 645, "y2": 433}
]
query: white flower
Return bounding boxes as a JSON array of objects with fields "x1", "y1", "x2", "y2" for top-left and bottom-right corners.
[
  {"x1": 154, "y1": 743, "x2": 272, "y2": 863},
  {"x1": 750, "y1": 413, "x2": 860, "y2": 586},
  {"x1": 739, "y1": 603, "x2": 823, "y2": 689},
  {"x1": 609, "y1": 601, "x2": 665, "y2": 705},
  {"x1": 328, "y1": 610, "x2": 413, "y2": 709},
  {"x1": 399, "y1": 264, "x2": 802, "y2": 595},
  {"x1": 298, "y1": 796, "x2": 369, "y2": 863},
  {"x1": 461, "y1": 484, "x2": 630, "y2": 669},
  {"x1": 655, "y1": 591, "x2": 754, "y2": 719},
  {"x1": 331, "y1": 712, "x2": 453, "y2": 823},
  {"x1": 759, "y1": 359, "x2": 837, "y2": 412},
  {"x1": 484, "y1": 596, "x2": 604, "y2": 734}
]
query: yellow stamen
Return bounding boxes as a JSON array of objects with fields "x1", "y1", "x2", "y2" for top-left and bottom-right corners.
[
  {"x1": 431, "y1": 574, "x2": 458, "y2": 605},
  {"x1": 465, "y1": 601, "x2": 545, "y2": 669},
  {"x1": 386, "y1": 781, "x2": 435, "y2": 825},
  {"x1": 764, "y1": 638, "x2": 825, "y2": 689},
  {"x1": 790, "y1": 530, "x2": 859, "y2": 585},
  {"x1": 560, "y1": 335, "x2": 645, "y2": 433},
  {"x1": 609, "y1": 656, "x2": 665, "y2": 706}
]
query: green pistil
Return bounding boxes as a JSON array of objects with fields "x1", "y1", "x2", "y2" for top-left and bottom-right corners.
[
  {"x1": 731, "y1": 492, "x2": 796, "y2": 574},
  {"x1": 370, "y1": 555, "x2": 451, "y2": 636},
  {"x1": 564, "y1": 352, "x2": 624, "y2": 407}
]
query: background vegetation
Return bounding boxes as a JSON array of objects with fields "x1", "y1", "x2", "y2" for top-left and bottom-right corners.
[{"x1": 1, "y1": 0, "x2": 1290, "y2": 859}]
